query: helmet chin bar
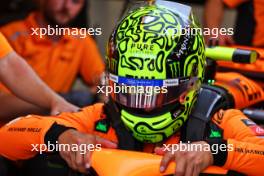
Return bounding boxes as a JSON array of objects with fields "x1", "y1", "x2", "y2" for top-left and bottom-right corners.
[
  {"x1": 116, "y1": 88, "x2": 197, "y2": 143},
  {"x1": 121, "y1": 109, "x2": 186, "y2": 143},
  {"x1": 120, "y1": 101, "x2": 187, "y2": 143}
]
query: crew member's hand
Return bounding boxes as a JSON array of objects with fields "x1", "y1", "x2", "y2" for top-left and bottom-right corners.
[
  {"x1": 50, "y1": 97, "x2": 80, "y2": 115},
  {"x1": 206, "y1": 34, "x2": 234, "y2": 46},
  {"x1": 155, "y1": 141, "x2": 213, "y2": 176},
  {"x1": 58, "y1": 129, "x2": 117, "y2": 173}
]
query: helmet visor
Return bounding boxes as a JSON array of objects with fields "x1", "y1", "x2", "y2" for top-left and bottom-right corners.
[{"x1": 107, "y1": 73, "x2": 197, "y2": 109}]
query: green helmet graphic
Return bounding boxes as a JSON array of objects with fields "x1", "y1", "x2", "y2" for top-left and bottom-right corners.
[{"x1": 106, "y1": 3, "x2": 206, "y2": 143}]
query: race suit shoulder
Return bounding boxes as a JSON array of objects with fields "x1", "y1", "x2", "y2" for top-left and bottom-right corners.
[{"x1": 212, "y1": 109, "x2": 264, "y2": 175}]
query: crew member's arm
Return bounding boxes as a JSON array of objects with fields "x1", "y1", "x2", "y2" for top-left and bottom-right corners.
[
  {"x1": 0, "y1": 33, "x2": 78, "y2": 116},
  {"x1": 204, "y1": 0, "x2": 234, "y2": 45},
  {"x1": 0, "y1": 104, "x2": 116, "y2": 173},
  {"x1": 212, "y1": 109, "x2": 264, "y2": 175},
  {"x1": 80, "y1": 37, "x2": 105, "y2": 87},
  {"x1": 80, "y1": 37, "x2": 105, "y2": 100}
]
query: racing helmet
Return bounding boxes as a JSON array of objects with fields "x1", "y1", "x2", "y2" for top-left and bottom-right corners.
[{"x1": 106, "y1": 1, "x2": 206, "y2": 143}]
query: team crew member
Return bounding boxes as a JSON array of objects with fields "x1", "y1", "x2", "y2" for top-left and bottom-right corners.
[
  {"x1": 0, "y1": 32, "x2": 78, "y2": 121},
  {"x1": 0, "y1": 0, "x2": 105, "y2": 109},
  {"x1": 204, "y1": 0, "x2": 264, "y2": 46},
  {"x1": 1, "y1": 4, "x2": 264, "y2": 176},
  {"x1": 204, "y1": 0, "x2": 264, "y2": 88}
]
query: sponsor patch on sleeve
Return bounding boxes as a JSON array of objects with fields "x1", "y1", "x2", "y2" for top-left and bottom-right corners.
[
  {"x1": 249, "y1": 126, "x2": 264, "y2": 136},
  {"x1": 241, "y1": 119, "x2": 264, "y2": 136}
]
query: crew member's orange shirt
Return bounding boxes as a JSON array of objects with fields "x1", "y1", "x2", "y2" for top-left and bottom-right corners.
[
  {"x1": 0, "y1": 104, "x2": 264, "y2": 175},
  {"x1": 0, "y1": 12, "x2": 105, "y2": 93},
  {"x1": 0, "y1": 32, "x2": 13, "y2": 58},
  {"x1": 223, "y1": 0, "x2": 264, "y2": 47}
]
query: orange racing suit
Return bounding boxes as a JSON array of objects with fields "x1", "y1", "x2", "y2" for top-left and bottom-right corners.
[{"x1": 0, "y1": 104, "x2": 264, "y2": 176}]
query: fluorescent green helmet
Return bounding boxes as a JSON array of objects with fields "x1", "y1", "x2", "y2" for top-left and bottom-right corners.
[{"x1": 106, "y1": 1, "x2": 206, "y2": 143}]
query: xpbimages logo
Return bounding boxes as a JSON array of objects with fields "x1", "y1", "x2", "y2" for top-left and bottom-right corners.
[
  {"x1": 31, "y1": 25, "x2": 102, "y2": 38},
  {"x1": 97, "y1": 83, "x2": 168, "y2": 96},
  {"x1": 163, "y1": 26, "x2": 234, "y2": 38},
  {"x1": 163, "y1": 141, "x2": 234, "y2": 154},
  {"x1": 31, "y1": 141, "x2": 101, "y2": 154}
]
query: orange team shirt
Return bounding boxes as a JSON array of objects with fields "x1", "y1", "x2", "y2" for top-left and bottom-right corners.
[
  {"x1": 0, "y1": 32, "x2": 13, "y2": 59},
  {"x1": 0, "y1": 104, "x2": 264, "y2": 175},
  {"x1": 223, "y1": 0, "x2": 264, "y2": 47},
  {"x1": 0, "y1": 12, "x2": 105, "y2": 93}
]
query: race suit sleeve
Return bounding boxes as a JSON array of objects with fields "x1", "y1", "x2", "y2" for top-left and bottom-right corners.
[
  {"x1": 212, "y1": 109, "x2": 264, "y2": 176},
  {"x1": 0, "y1": 103, "x2": 103, "y2": 160}
]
